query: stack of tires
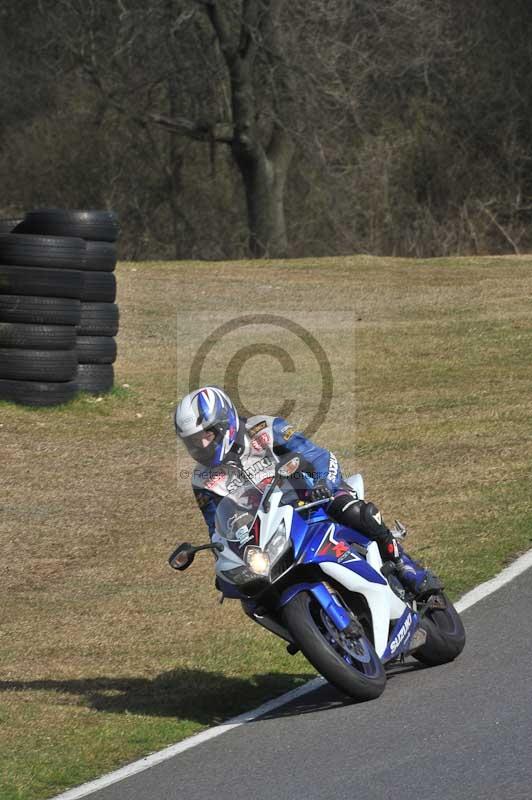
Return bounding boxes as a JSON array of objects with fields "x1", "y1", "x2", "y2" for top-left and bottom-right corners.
[
  {"x1": 0, "y1": 209, "x2": 119, "y2": 406},
  {"x1": 17, "y1": 210, "x2": 119, "y2": 396},
  {"x1": 0, "y1": 232, "x2": 84, "y2": 406}
]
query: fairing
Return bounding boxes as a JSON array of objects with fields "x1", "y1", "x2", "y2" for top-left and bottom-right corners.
[{"x1": 213, "y1": 474, "x2": 417, "y2": 662}]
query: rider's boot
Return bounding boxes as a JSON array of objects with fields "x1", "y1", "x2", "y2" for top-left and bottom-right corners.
[{"x1": 393, "y1": 555, "x2": 442, "y2": 598}]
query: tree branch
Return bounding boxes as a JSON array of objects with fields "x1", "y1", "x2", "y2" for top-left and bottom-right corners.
[
  {"x1": 239, "y1": 0, "x2": 260, "y2": 61},
  {"x1": 481, "y1": 204, "x2": 521, "y2": 255},
  {"x1": 195, "y1": 0, "x2": 236, "y2": 66},
  {"x1": 150, "y1": 113, "x2": 233, "y2": 144}
]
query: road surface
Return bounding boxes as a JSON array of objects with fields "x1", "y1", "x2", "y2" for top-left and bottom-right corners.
[{"x1": 83, "y1": 567, "x2": 532, "y2": 800}]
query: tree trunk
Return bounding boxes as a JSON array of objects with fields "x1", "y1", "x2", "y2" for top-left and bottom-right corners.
[
  {"x1": 234, "y1": 126, "x2": 294, "y2": 257},
  {"x1": 229, "y1": 26, "x2": 294, "y2": 259},
  {"x1": 204, "y1": 0, "x2": 295, "y2": 257},
  {"x1": 168, "y1": 146, "x2": 184, "y2": 259}
]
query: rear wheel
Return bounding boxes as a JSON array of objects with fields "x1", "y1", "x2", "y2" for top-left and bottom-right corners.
[
  {"x1": 282, "y1": 591, "x2": 386, "y2": 702},
  {"x1": 413, "y1": 593, "x2": 465, "y2": 666}
]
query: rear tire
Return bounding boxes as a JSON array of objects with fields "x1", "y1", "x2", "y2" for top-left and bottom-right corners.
[
  {"x1": 413, "y1": 594, "x2": 465, "y2": 666},
  {"x1": 282, "y1": 591, "x2": 386, "y2": 702}
]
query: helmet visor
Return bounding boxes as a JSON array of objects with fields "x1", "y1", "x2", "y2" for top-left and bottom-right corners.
[{"x1": 182, "y1": 428, "x2": 220, "y2": 465}]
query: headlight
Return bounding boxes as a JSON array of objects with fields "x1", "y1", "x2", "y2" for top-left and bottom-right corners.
[
  {"x1": 245, "y1": 547, "x2": 271, "y2": 577},
  {"x1": 266, "y1": 520, "x2": 289, "y2": 562},
  {"x1": 221, "y1": 521, "x2": 288, "y2": 585}
]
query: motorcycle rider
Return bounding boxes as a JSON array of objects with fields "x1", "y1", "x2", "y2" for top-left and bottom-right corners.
[{"x1": 174, "y1": 385, "x2": 438, "y2": 598}]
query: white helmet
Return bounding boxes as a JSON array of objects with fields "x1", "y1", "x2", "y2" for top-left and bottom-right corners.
[{"x1": 174, "y1": 386, "x2": 240, "y2": 466}]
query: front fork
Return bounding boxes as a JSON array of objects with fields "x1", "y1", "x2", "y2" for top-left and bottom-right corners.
[
  {"x1": 279, "y1": 582, "x2": 353, "y2": 632},
  {"x1": 242, "y1": 581, "x2": 354, "y2": 648}
]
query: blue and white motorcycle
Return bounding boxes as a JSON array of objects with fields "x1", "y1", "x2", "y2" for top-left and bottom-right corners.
[{"x1": 170, "y1": 456, "x2": 465, "y2": 702}]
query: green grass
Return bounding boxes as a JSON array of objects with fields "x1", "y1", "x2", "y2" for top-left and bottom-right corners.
[{"x1": 1, "y1": 253, "x2": 531, "y2": 799}]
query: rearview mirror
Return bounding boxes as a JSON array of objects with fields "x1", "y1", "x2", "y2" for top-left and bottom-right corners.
[{"x1": 169, "y1": 542, "x2": 196, "y2": 571}]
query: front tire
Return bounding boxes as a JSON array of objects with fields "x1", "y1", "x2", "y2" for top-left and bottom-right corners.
[
  {"x1": 413, "y1": 593, "x2": 465, "y2": 666},
  {"x1": 282, "y1": 591, "x2": 386, "y2": 702}
]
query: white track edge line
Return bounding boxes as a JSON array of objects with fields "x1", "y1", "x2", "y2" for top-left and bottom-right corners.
[
  {"x1": 50, "y1": 677, "x2": 326, "y2": 800},
  {"x1": 51, "y1": 547, "x2": 532, "y2": 800},
  {"x1": 454, "y1": 547, "x2": 532, "y2": 613}
]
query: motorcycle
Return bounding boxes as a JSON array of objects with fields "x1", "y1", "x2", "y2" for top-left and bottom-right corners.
[{"x1": 170, "y1": 455, "x2": 465, "y2": 702}]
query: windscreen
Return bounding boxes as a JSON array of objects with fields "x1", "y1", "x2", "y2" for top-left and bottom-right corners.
[
  {"x1": 214, "y1": 478, "x2": 264, "y2": 542},
  {"x1": 214, "y1": 470, "x2": 301, "y2": 542}
]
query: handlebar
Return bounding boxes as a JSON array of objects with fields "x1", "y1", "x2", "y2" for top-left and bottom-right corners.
[{"x1": 294, "y1": 497, "x2": 331, "y2": 511}]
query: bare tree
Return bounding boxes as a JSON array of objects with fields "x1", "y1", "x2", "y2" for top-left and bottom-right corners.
[
  {"x1": 34, "y1": 0, "x2": 365, "y2": 259},
  {"x1": 151, "y1": 0, "x2": 299, "y2": 257},
  {"x1": 5, "y1": 0, "x2": 532, "y2": 259}
]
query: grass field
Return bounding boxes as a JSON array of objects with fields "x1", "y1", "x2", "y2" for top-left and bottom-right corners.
[{"x1": 1, "y1": 255, "x2": 532, "y2": 800}]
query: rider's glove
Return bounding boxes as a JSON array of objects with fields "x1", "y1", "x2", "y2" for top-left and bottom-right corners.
[{"x1": 309, "y1": 479, "x2": 333, "y2": 502}]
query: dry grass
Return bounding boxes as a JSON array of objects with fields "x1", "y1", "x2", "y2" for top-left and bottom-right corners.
[{"x1": 1, "y1": 254, "x2": 531, "y2": 799}]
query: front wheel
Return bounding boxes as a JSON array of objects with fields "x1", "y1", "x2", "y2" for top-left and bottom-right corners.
[
  {"x1": 413, "y1": 593, "x2": 465, "y2": 666},
  {"x1": 282, "y1": 591, "x2": 386, "y2": 702}
]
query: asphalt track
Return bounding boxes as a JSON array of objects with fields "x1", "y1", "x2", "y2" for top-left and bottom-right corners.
[{"x1": 76, "y1": 564, "x2": 532, "y2": 800}]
